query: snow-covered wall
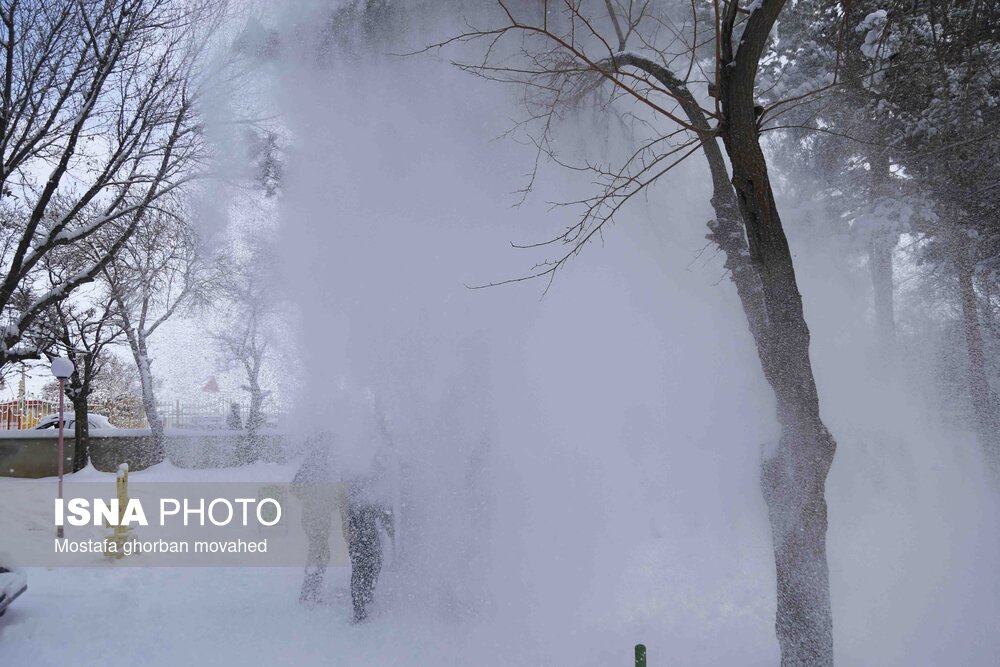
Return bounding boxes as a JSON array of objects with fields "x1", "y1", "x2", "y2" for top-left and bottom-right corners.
[{"x1": 0, "y1": 430, "x2": 288, "y2": 478}]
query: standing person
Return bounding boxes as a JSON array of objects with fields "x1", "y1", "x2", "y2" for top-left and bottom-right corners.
[
  {"x1": 291, "y1": 433, "x2": 339, "y2": 604},
  {"x1": 343, "y1": 486, "x2": 389, "y2": 622},
  {"x1": 291, "y1": 409, "x2": 395, "y2": 622},
  {"x1": 342, "y1": 435, "x2": 395, "y2": 622}
]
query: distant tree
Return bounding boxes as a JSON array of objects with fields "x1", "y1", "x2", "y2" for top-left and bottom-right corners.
[
  {"x1": 41, "y1": 350, "x2": 143, "y2": 410},
  {"x1": 208, "y1": 119, "x2": 287, "y2": 464},
  {"x1": 41, "y1": 346, "x2": 147, "y2": 459},
  {"x1": 752, "y1": 0, "x2": 1000, "y2": 473},
  {"x1": 47, "y1": 294, "x2": 124, "y2": 471},
  {"x1": 850, "y1": 0, "x2": 1000, "y2": 470},
  {"x1": 88, "y1": 354, "x2": 144, "y2": 425},
  {"x1": 212, "y1": 237, "x2": 280, "y2": 464},
  {"x1": 757, "y1": 0, "x2": 905, "y2": 355},
  {"x1": 99, "y1": 202, "x2": 210, "y2": 463},
  {"x1": 35, "y1": 225, "x2": 127, "y2": 469},
  {"x1": 243, "y1": 129, "x2": 283, "y2": 198}
]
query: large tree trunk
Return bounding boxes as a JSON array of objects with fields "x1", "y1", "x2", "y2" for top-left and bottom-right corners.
[
  {"x1": 718, "y1": 3, "x2": 837, "y2": 664},
  {"x1": 617, "y1": 40, "x2": 835, "y2": 665},
  {"x1": 954, "y1": 230, "x2": 1000, "y2": 476},
  {"x1": 731, "y1": 143, "x2": 837, "y2": 665},
  {"x1": 72, "y1": 395, "x2": 90, "y2": 472},
  {"x1": 66, "y1": 360, "x2": 91, "y2": 473}
]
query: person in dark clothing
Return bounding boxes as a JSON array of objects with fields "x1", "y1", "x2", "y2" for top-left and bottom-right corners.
[
  {"x1": 342, "y1": 475, "x2": 394, "y2": 622},
  {"x1": 345, "y1": 504, "x2": 383, "y2": 622}
]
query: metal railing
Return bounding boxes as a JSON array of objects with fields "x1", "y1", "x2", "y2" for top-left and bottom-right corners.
[
  {"x1": 0, "y1": 398, "x2": 285, "y2": 430},
  {"x1": 143, "y1": 399, "x2": 286, "y2": 430},
  {"x1": 0, "y1": 400, "x2": 55, "y2": 429}
]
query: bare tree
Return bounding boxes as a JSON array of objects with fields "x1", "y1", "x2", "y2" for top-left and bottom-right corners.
[
  {"x1": 844, "y1": 0, "x2": 1000, "y2": 469},
  {"x1": 87, "y1": 353, "x2": 144, "y2": 426},
  {"x1": 0, "y1": 0, "x2": 218, "y2": 369},
  {"x1": 716, "y1": 5, "x2": 839, "y2": 663},
  {"x1": 212, "y1": 239, "x2": 278, "y2": 464},
  {"x1": 99, "y1": 201, "x2": 208, "y2": 462},
  {"x1": 35, "y1": 214, "x2": 127, "y2": 469},
  {"x1": 433, "y1": 1, "x2": 839, "y2": 663},
  {"x1": 50, "y1": 294, "x2": 125, "y2": 470},
  {"x1": 41, "y1": 345, "x2": 145, "y2": 455}
]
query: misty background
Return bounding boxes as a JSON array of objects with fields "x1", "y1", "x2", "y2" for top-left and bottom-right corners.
[{"x1": 220, "y1": 2, "x2": 998, "y2": 663}]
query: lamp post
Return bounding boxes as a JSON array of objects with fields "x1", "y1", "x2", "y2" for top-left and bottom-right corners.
[{"x1": 51, "y1": 356, "x2": 74, "y2": 539}]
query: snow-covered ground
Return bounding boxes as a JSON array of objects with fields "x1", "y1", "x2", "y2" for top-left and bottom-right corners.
[
  {"x1": 2, "y1": 441, "x2": 999, "y2": 666},
  {"x1": 0, "y1": 464, "x2": 425, "y2": 667},
  {"x1": 0, "y1": 462, "x2": 778, "y2": 666},
  {"x1": 2, "y1": 566, "x2": 545, "y2": 667}
]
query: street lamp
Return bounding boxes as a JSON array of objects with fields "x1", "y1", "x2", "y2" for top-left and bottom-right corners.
[{"x1": 51, "y1": 356, "x2": 73, "y2": 539}]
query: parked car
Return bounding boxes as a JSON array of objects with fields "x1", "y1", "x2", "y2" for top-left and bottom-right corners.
[
  {"x1": 0, "y1": 565, "x2": 27, "y2": 618},
  {"x1": 32, "y1": 413, "x2": 115, "y2": 430}
]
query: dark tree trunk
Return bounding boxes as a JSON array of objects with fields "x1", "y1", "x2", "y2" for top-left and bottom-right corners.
[
  {"x1": 244, "y1": 400, "x2": 263, "y2": 464},
  {"x1": 237, "y1": 387, "x2": 263, "y2": 466},
  {"x1": 869, "y1": 232, "x2": 896, "y2": 353},
  {"x1": 611, "y1": 54, "x2": 766, "y2": 340},
  {"x1": 65, "y1": 357, "x2": 91, "y2": 472},
  {"x1": 72, "y1": 395, "x2": 90, "y2": 472},
  {"x1": 617, "y1": 36, "x2": 835, "y2": 665},
  {"x1": 718, "y1": 3, "x2": 837, "y2": 664},
  {"x1": 954, "y1": 231, "x2": 1000, "y2": 476},
  {"x1": 236, "y1": 355, "x2": 264, "y2": 465}
]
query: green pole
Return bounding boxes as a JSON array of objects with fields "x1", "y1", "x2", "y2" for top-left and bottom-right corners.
[{"x1": 635, "y1": 643, "x2": 647, "y2": 667}]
